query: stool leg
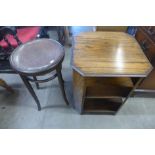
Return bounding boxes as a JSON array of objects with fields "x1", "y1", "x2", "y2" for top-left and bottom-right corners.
[
  {"x1": 20, "y1": 75, "x2": 41, "y2": 111},
  {"x1": 56, "y1": 69, "x2": 69, "y2": 105},
  {"x1": 33, "y1": 76, "x2": 40, "y2": 89}
]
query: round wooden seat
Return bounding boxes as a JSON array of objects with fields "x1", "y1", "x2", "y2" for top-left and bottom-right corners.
[
  {"x1": 9, "y1": 38, "x2": 68, "y2": 111},
  {"x1": 10, "y1": 39, "x2": 64, "y2": 75}
]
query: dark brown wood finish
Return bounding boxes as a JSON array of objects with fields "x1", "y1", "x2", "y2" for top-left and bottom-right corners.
[
  {"x1": 135, "y1": 26, "x2": 155, "y2": 93},
  {"x1": 72, "y1": 32, "x2": 152, "y2": 114},
  {"x1": 95, "y1": 26, "x2": 128, "y2": 32},
  {"x1": 10, "y1": 39, "x2": 69, "y2": 111},
  {"x1": 73, "y1": 70, "x2": 86, "y2": 113}
]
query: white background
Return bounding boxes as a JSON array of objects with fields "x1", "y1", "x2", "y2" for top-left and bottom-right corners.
[
  {"x1": 1, "y1": 0, "x2": 155, "y2": 25},
  {"x1": 0, "y1": 130, "x2": 155, "y2": 155}
]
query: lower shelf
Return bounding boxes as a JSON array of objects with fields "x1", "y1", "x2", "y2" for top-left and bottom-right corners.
[{"x1": 83, "y1": 98, "x2": 123, "y2": 114}]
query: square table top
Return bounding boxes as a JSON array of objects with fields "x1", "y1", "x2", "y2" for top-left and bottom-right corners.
[{"x1": 72, "y1": 32, "x2": 152, "y2": 77}]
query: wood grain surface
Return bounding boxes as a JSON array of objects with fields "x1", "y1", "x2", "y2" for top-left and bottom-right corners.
[
  {"x1": 72, "y1": 32, "x2": 152, "y2": 77},
  {"x1": 95, "y1": 26, "x2": 128, "y2": 32}
]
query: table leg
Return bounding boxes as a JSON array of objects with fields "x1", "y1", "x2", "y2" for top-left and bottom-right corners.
[
  {"x1": 73, "y1": 70, "x2": 86, "y2": 114},
  {"x1": 116, "y1": 77, "x2": 144, "y2": 114}
]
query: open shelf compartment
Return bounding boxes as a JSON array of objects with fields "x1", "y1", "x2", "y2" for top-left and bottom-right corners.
[
  {"x1": 83, "y1": 98, "x2": 123, "y2": 114},
  {"x1": 82, "y1": 77, "x2": 133, "y2": 114},
  {"x1": 85, "y1": 77, "x2": 133, "y2": 98}
]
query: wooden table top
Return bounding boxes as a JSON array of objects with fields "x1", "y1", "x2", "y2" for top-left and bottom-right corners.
[{"x1": 72, "y1": 32, "x2": 152, "y2": 77}]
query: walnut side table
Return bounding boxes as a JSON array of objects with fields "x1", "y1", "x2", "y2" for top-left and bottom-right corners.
[{"x1": 72, "y1": 32, "x2": 152, "y2": 114}]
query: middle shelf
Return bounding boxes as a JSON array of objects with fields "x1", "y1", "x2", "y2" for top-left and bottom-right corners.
[{"x1": 85, "y1": 77, "x2": 134, "y2": 98}]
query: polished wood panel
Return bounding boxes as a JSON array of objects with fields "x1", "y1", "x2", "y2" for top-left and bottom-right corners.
[
  {"x1": 73, "y1": 32, "x2": 152, "y2": 77},
  {"x1": 135, "y1": 27, "x2": 155, "y2": 93},
  {"x1": 141, "y1": 26, "x2": 155, "y2": 42},
  {"x1": 135, "y1": 28, "x2": 155, "y2": 63},
  {"x1": 95, "y1": 26, "x2": 128, "y2": 32}
]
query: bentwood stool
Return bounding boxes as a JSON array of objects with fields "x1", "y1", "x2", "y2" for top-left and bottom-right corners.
[{"x1": 9, "y1": 39, "x2": 69, "y2": 111}]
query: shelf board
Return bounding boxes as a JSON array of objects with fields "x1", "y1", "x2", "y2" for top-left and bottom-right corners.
[
  {"x1": 86, "y1": 77, "x2": 133, "y2": 98},
  {"x1": 83, "y1": 98, "x2": 123, "y2": 114},
  {"x1": 86, "y1": 77, "x2": 134, "y2": 87}
]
